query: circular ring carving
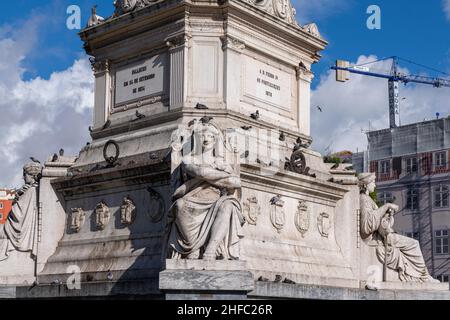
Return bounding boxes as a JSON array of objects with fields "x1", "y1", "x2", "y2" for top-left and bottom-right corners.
[{"x1": 103, "y1": 140, "x2": 120, "y2": 165}]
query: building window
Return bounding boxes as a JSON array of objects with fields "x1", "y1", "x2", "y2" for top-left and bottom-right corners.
[
  {"x1": 0, "y1": 213, "x2": 2, "y2": 220},
  {"x1": 0, "y1": 202, "x2": 3, "y2": 210},
  {"x1": 435, "y1": 152, "x2": 446, "y2": 168},
  {"x1": 405, "y1": 232, "x2": 420, "y2": 241},
  {"x1": 435, "y1": 185, "x2": 449, "y2": 208},
  {"x1": 405, "y1": 157, "x2": 418, "y2": 173},
  {"x1": 437, "y1": 275, "x2": 449, "y2": 282},
  {"x1": 380, "y1": 160, "x2": 390, "y2": 174},
  {"x1": 435, "y1": 230, "x2": 449, "y2": 255},
  {"x1": 406, "y1": 187, "x2": 419, "y2": 210},
  {"x1": 378, "y1": 192, "x2": 393, "y2": 205}
]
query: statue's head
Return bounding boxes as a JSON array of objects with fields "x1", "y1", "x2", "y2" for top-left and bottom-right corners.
[
  {"x1": 358, "y1": 173, "x2": 376, "y2": 194},
  {"x1": 23, "y1": 162, "x2": 42, "y2": 185},
  {"x1": 199, "y1": 124, "x2": 220, "y2": 153}
]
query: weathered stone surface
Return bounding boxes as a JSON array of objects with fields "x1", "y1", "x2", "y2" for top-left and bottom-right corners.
[{"x1": 159, "y1": 270, "x2": 254, "y2": 292}]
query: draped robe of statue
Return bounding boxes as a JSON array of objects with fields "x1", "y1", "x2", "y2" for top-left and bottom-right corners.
[
  {"x1": 0, "y1": 183, "x2": 38, "y2": 261},
  {"x1": 167, "y1": 123, "x2": 245, "y2": 260},
  {"x1": 360, "y1": 193, "x2": 435, "y2": 282}
]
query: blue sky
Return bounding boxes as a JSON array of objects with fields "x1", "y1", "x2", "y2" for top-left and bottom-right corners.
[
  {"x1": 0, "y1": 0, "x2": 449, "y2": 187},
  {"x1": 2, "y1": 0, "x2": 448, "y2": 85}
]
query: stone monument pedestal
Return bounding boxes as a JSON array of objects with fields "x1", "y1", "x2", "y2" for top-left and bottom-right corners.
[{"x1": 160, "y1": 260, "x2": 254, "y2": 300}]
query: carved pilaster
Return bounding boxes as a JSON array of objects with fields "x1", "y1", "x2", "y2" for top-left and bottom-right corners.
[{"x1": 166, "y1": 34, "x2": 190, "y2": 108}]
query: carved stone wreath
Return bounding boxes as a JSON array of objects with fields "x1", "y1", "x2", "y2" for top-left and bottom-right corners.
[
  {"x1": 290, "y1": 149, "x2": 307, "y2": 174},
  {"x1": 147, "y1": 187, "x2": 166, "y2": 223},
  {"x1": 103, "y1": 140, "x2": 120, "y2": 165}
]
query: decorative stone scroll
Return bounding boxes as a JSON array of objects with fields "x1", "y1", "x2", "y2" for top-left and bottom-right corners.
[
  {"x1": 294, "y1": 200, "x2": 309, "y2": 236},
  {"x1": 120, "y1": 196, "x2": 136, "y2": 226},
  {"x1": 243, "y1": 196, "x2": 261, "y2": 225},
  {"x1": 70, "y1": 208, "x2": 86, "y2": 233},
  {"x1": 95, "y1": 201, "x2": 110, "y2": 230}
]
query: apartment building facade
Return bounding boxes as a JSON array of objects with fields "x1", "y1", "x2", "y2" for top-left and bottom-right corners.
[{"x1": 0, "y1": 189, "x2": 15, "y2": 224}]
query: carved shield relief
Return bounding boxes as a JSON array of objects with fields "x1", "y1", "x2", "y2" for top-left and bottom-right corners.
[
  {"x1": 294, "y1": 201, "x2": 309, "y2": 237},
  {"x1": 270, "y1": 198, "x2": 285, "y2": 233},
  {"x1": 317, "y1": 212, "x2": 331, "y2": 238},
  {"x1": 95, "y1": 201, "x2": 110, "y2": 230},
  {"x1": 120, "y1": 196, "x2": 136, "y2": 226},
  {"x1": 70, "y1": 208, "x2": 85, "y2": 233},
  {"x1": 243, "y1": 196, "x2": 261, "y2": 225},
  {"x1": 147, "y1": 187, "x2": 166, "y2": 223}
]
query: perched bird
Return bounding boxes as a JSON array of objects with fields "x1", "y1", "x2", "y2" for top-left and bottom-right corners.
[
  {"x1": 240, "y1": 150, "x2": 250, "y2": 159},
  {"x1": 283, "y1": 278, "x2": 296, "y2": 284},
  {"x1": 135, "y1": 110, "x2": 146, "y2": 120},
  {"x1": 30, "y1": 157, "x2": 40, "y2": 164},
  {"x1": 250, "y1": 110, "x2": 260, "y2": 121},
  {"x1": 86, "y1": 142, "x2": 91, "y2": 146},
  {"x1": 258, "y1": 276, "x2": 269, "y2": 282},
  {"x1": 195, "y1": 103, "x2": 209, "y2": 110},
  {"x1": 107, "y1": 271, "x2": 114, "y2": 281},
  {"x1": 241, "y1": 125, "x2": 252, "y2": 131},
  {"x1": 365, "y1": 283, "x2": 378, "y2": 291},
  {"x1": 88, "y1": 126, "x2": 93, "y2": 133},
  {"x1": 274, "y1": 275, "x2": 283, "y2": 283},
  {"x1": 102, "y1": 119, "x2": 111, "y2": 130},
  {"x1": 59, "y1": 149, "x2": 64, "y2": 157},
  {"x1": 279, "y1": 132, "x2": 286, "y2": 141},
  {"x1": 330, "y1": 163, "x2": 339, "y2": 170},
  {"x1": 188, "y1": 119, "x2": 197, "y2": 127},
  {"x1": 200, "y1": 116, "x2": 213, "y2": 124},
  {"x1": 51, "y1": 154, "x2": 59, "y2": 162},
  {"x1": 149, "y1": 153, "x2": 159, "y2": 160},
  {"x1": 270, "y1": 195, "x2": 281, "y2": 205},
  {"x1": 316, "y1": 105, "x2": 323, "y2": 112},
  {"x1": 51, "y1": 279, "x2": 61, "y2": 286}
]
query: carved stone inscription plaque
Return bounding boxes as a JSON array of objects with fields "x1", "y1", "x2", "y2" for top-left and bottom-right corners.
[
  {"x1": 244, "y1": 56, "x2": 291, "y2": 110},
  {"x1": 114, "y1": 53, "x2": 167, "y2": 107}
]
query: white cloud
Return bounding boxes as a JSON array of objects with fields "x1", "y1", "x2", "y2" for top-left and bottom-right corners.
[
  {"x1": 444, "y1": 0, "x2": 450, "y2": 20},
  {"x1": 310, "y1": 55, "x2": 450, "y2": 154},
  {"x1": 0, "y1": 20, "x2": 94, "y2": 188}
]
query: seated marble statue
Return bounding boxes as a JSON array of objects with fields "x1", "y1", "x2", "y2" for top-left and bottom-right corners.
[
  {"x1": 167, "y1": 122, "x2": 245, "y2": 260},
  {"x1": 0, "y1": 161, "x2": 42, "y2": 261},
  {"x1": 359, "y1": 173, "x2": 438, "y2": 282}
]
